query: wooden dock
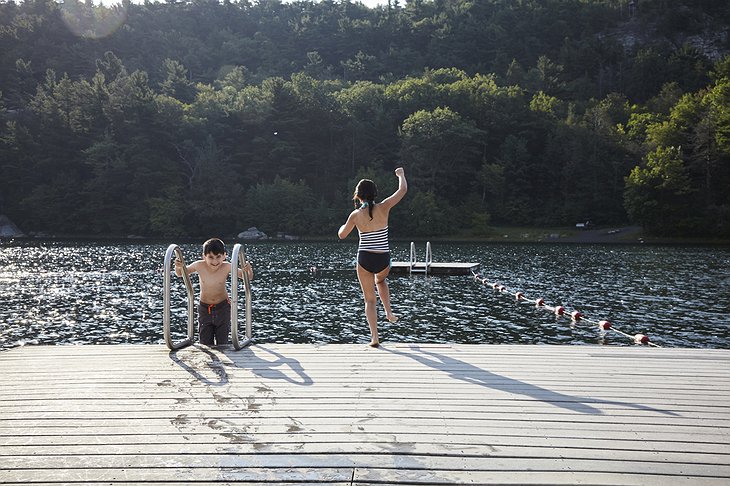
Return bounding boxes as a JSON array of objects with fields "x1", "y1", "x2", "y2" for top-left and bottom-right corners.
[
  {"x1": 1, "y1": 343, "x2": 729, "y2": 485},
  {"x1": 390, "y1": 261, "x2": 480, "y2": 275}
]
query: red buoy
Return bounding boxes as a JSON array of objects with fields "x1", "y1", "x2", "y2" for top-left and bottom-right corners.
[
  {"x1": 598, "y1": 320, "x2": 612, "y2": 330},
  {"x1": 555, "y1": 306, "x2": 565, "y2": 316},
  {"x1": 515, "y1": 292, "x2": 524, "y2": 301},
  {"x1": 492, "y1": 283, "x2": 500, "y2": 289},
  {"x1": 536, "y1": 298, "x2": 544, "y2": 306},
  {"x1": 571, "y1": 311, "x2": 582, "y2": 321},
  {"x1": 634, "y1": 334, "x2": 649, "y2": 344},
  {"x1": 499, "y1": 285, "x2": 507, "y2": 292}
]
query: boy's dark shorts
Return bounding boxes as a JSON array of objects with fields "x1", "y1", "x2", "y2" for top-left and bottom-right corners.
[{"x1": 197, "y1": 299, "x2": 231, "y2": 346}]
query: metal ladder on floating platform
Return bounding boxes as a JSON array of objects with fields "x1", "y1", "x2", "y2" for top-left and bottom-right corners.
[
  {"x1": 162, "y1": 243, "x2": 253, "y2": 350},
  {"x1": 409, "y1": 241, "x2": 432, "y2": 276}
]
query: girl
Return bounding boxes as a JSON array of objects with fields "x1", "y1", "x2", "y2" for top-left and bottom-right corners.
[{"x1": 338, "y1": 168, "x2": 407, "y2": 347}]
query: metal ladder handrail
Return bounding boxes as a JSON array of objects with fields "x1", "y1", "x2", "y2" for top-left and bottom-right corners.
[
  {"x1": 409, "y1": 241, "x2": 417, "y2": 275},
  {"x1": 163, "y1": 244, "x2": 195, "y2": 350},
  {"x1": 230, "y1": 243, "x2": 253, "y2": 350},
  {"x1": 425, "y1": 241, "x2": 432, "y2": 276},
  {"x1": 409, "y1": 241, "x2": 432, "y2": 276}
]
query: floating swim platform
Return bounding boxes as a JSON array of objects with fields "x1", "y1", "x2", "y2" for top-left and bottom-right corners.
[
  {"x1": 1, "y1": 343, "x2": 728, "y2": 484},
  {"x1": 390, "y1": 260, "x2": 480, "y2": 275},
  {"x1": 391, "y1": 241, "x2": 479, "y2": 275}
]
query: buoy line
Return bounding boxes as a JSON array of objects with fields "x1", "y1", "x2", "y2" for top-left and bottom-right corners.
[{"x1": 472, "y1": 272, "x2": 660, "y2": 347}]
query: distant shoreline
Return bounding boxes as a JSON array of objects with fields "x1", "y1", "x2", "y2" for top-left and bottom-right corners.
[
  {"x1": 393, "y1": 226, "x2": 730, "y2": 246},
  {"x1": 2, "y1": 226, "x2": 730, "y2": 246}
]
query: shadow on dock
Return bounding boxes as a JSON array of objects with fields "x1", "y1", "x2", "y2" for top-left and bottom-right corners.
[
  {"x1": 171, "y1": 344, "x2": 313, "y2": 387},
  {"x1": 382, "y1": 345, "x2": 679, "y2": 417},
  {"x1": 169, "y1": 345, "x2": 229, "y2": 387},
  {"x1": 227, "y1": 345, "x2": 314, "y2": 386}
]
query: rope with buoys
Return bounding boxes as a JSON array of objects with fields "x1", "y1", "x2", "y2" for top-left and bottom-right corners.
[{"x1": 472, "y1": 272, "x2": 660, "y2": 347}]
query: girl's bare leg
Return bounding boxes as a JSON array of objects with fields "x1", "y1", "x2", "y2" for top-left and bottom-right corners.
[
  {"x1": 376, "y1": 267, "x2": 398, "y2": 323},
  {"x1": 356, "y1": 264, "x2": 380, "y2": 346}
]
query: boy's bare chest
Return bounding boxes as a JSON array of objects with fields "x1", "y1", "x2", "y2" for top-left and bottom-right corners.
[{"x1": 197, "y1": 266, "x2": 229, "y2": 287}]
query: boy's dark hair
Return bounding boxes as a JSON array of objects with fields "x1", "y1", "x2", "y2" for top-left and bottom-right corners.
[{"x1": 203, "y1": 238, "x2": 226, "y2": 255}]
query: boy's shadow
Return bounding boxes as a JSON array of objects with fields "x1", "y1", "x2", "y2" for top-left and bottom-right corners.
[
  {"x1": 224, "y1": 345, "x2": 314, "y2": 386},
  {"x1": 383, "y1": 345, "x2": 678, "y2": 416},
  {"x1": 169, "y1": 345, "x2": 229, "y2": 387}
]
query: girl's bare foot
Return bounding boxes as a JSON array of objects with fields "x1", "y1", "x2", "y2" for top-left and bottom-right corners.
[
  {"x1": 386, "y1": 314, "x2": 398, "y2": 323},
  {"x1": 369, "y1": 340, "x2": 380, "y2": 348}
]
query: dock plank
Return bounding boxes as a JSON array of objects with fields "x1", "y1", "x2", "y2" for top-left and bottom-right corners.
[{"x1": 0, "y1": 343, "x2": 728, "y2": 485}]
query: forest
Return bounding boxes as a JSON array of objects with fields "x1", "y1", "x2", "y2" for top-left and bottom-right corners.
[{"x1": 1, "y1": 0, "x2": 729, "y2": 238}]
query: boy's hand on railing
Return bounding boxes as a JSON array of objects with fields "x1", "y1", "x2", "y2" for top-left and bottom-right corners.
[
  {"x1": 244, "y1": 261, "x2": 254, "y2": 280},
  {"x1": 174, "y1": 258, "x2": 183, "y2": 276}
]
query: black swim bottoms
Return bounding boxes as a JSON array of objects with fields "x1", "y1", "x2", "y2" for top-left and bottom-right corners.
[{"x1": 357, "y1": 250, "x2": 391, "y2": 274}]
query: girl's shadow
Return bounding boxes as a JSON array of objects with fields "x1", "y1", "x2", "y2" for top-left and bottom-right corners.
[{"x1": 383, "y1": 345, "x2": 678, "y2": 416}]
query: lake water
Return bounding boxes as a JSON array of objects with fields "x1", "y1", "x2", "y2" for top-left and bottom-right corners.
[{"x1": 0, "y1": 240, "x2": 729, "y2": 350}]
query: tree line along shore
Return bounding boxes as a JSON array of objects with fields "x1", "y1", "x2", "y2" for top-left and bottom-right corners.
[{"x1": 1, "y1": 1, "x2": 729, "y2": 239}]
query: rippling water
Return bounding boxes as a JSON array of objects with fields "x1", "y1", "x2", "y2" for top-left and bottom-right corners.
[{"x1": 1, "y1": 240, "x2": 728, "y2": 350}]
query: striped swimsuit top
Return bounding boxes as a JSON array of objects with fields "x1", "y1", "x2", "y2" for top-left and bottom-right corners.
[{"x1": 358, "y1": 226, "x2": 389, "y2": 253}]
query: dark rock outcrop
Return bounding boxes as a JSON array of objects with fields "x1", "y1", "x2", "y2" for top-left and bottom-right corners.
[
  {"x1": 237, "y1": 227, "x2": 268, "y2": 240},
  {"x1": 0, "y1": 215, "x2": 24, "y2": 237}
]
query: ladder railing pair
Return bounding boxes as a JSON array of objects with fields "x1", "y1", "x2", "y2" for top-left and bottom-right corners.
[
  {"x1": 162, "y1": 243, "x2": 252, "y2": 350},
  {"x1": 409, "y1": 241, "x2": 432, "y2": 276}
]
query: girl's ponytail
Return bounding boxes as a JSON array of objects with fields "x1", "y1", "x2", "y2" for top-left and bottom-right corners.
[{"x1": 353, "y1": 179, "x2": 378, "y2": 220}]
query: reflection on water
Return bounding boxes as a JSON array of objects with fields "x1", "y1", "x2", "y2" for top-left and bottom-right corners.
[{"x1": 0, "y1": 240, "x2": 728, "y2": 350}]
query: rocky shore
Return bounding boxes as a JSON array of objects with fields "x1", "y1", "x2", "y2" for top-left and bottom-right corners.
[
  {"x1": 558, "y1": 226, "x2": 644, "y2": 243},
  {"x1": 0, "y1": 215, "x2": 24, "y2": 238}
]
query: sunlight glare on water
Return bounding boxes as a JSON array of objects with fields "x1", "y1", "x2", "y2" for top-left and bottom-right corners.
[{"x1": 0, "y1": 240, "x2": 728, "y2": 350}]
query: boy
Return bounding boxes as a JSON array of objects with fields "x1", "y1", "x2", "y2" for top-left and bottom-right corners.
[{"x1": 174, "y1": 238, "x2": 254, "y2": 346}]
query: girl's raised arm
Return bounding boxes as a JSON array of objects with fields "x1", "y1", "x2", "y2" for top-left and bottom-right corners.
[{"x1": 380, "y1": 167, "x2": 407, "y2": 209}]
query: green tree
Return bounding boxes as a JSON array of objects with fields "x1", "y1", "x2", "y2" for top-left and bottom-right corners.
[
  {"x1": 159, "y1": 58, "x2": 196, "y2": 103},
  {"x1": 530, "y1": 91, "x2": 562, "y2": 118},
  {"x1": 708, "y1": 57, "x2": 730, "y2": 155},
  {"x1": 624, "y1": 146, "x2": 695, "y2": 234},
  {"x1": 243, "y1": 177, "x2": 324, "y2": 236},
  {"x1": 184, "y1": 135, "x2": 243, "y2": 236},
  {"x1": 337, "y1": 81, "x2": 398, "y2": 177},
  {"x1": 399, "y1": 191, "x2": 455, "y2": 237},
  {"x1": 399, "y1": 106, "x2": 484, "y2": 199},
  {"x1": 148, "y1": 185, "x2": 187, "y2": 236}
]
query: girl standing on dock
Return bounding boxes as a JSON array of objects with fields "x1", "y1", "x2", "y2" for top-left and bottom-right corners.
[{"x1": 338, "y1": 167, "x2": 408, "y2": 347}]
